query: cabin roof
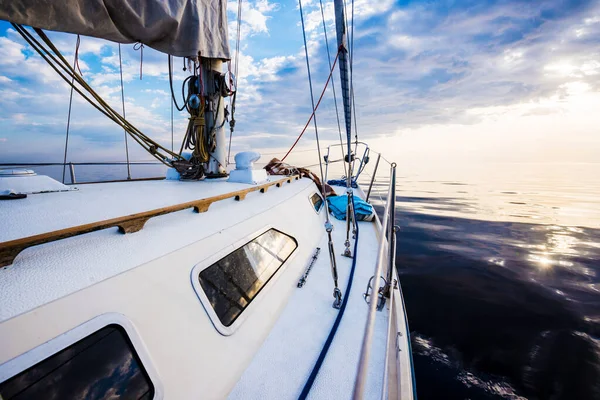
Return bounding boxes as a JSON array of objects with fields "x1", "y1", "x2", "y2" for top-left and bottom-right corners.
[
  {"x1": 1, "y1": 177, "x2": 294, "y2": 242},
  {"x1": 0, "y1": 176, "x2": 312, "y2": 323}
]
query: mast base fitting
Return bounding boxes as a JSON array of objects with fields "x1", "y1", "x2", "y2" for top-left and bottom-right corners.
[{"x1": 333, "y1": 288, "x2": 342, "y2": 309}]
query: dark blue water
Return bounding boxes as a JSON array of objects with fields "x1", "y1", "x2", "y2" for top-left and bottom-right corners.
[{"x1": 371, "y1": 163, "x2": 600, "y2": 399}]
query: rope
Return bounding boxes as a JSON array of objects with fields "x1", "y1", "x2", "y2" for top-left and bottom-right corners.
[
  {"x1": 61, "y1": 35, "x2": 80, "y2": 184},
  {"x1": 319, "y1": 0, "x2": 346, "y2": 178},
  {"x1": 118, "y1": 44, "x2": 131, "y2": 180},
  {"x1": 73, "y1": 34, "x2": 82, "y2": 76},
  {"x1": 133, "y1": 42, "x2": 144, "y2": 80},
  {"x1": 12, "y1": 25, "x2": 182, "y2": 167},
  {"x1": 298, "y1": 196, "x2": 359, "y2": 399},
  {"x1": 168, "y1": 55, "x2": 192, "y2": 112},
  {"x1": 280, "y1": 49, "x2": 340, "y2": 162}
]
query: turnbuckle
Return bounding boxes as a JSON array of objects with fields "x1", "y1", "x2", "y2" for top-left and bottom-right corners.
[{"x1": 333, "y1": 288, "x2": 342, "y2": 309}]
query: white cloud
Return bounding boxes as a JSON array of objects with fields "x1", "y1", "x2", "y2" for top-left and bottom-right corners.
[
  {"x1": 545, "y1": 60, "x2": 600, "y2": 78},
  {"x1": 228, "y1": 0, "x2": 279, "y2": 41},
  {"x1": 2, "y1": 0, "x2": 600, "y2": 168},
  {"x1": 0, "y1": 36, "x2": 25, "y2": 66}
]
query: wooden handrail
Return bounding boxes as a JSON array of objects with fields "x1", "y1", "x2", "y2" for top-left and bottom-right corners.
[{"x1": 0, "y1": 175, "x2": 300, "y2": 267}]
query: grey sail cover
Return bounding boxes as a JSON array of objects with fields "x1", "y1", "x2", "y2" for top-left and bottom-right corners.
[{"x1": 0, "y1": 0, "x2": 230, "y2": 59}]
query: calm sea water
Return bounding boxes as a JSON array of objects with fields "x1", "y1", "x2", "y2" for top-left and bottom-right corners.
[{"x1": 368, "y1": 162, "x2": 600, "y2": 400}]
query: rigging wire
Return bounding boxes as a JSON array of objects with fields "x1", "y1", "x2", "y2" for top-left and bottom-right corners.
[
  {"x1": 280, "y1": 50, "x2": 340, "y2": 162},
  {"x1": 118, "y1": 43, "x2": 131, "y2": 180},
  {"x1": 61, "y1": 35, "x2": 80, "y2": 184},
  {"x1": 299, "y1": 0, "x2": 344, "y2": 321},
  {"x1": 12, "y1": 24, "x2": 182, "y2": 167},
  {"x1": 298, "y1": 0, "x2": 322, "y2": 177},
  {"x1": 348, "y1": 0, "x2": 360, "y2": 180},
  {"x1": 234, "y1": 0, "x2": 243, "y2": 85},
  {"x1": 319, "y1": 0, "x2": 347, "y2": 178},
  {"x1": 171, "y1": 69, "x2": 174, "y2": 152},
  {"x1": 298, "y1": 196, "x2": 360, "y2": 399},
  {"x1": 227, "y1": 0, "x2": 243, "y2": 165}
]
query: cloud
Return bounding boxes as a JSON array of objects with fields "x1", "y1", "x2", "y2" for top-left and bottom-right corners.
[
  {"x1": 1, "y1": 0, "x2": 600, "y2": 167},
  {"x1": 227, "y1": 0, "x2": 279, "y2": 41}
]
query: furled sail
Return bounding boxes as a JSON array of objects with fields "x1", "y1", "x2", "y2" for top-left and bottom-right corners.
[{"x1": 0, "y1": 0, "x2": 230, "y2": 59}]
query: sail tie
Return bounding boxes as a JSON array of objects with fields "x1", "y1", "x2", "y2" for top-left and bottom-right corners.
[
  {"x1": 133, "y1": 42, "x2": 144, "y2": 80},
  {"x1": 73, "y1": 35, "x2": 83, "y2": 76}
]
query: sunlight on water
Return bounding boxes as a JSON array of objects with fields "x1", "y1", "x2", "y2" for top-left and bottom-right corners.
[{"x1": 355, "y1": 160, "x2": 600, "y2": 399}]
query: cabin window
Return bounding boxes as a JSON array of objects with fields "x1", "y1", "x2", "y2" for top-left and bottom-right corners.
[
  {"x1": 0, "y1": 325, "x2": 155, "y2": 400},
  {"x1": 198, "y1": 229, "x2": 297, "y2": 327},
  {"x1": 310, "y1": 192, "x2": 324, "y2": 213}
]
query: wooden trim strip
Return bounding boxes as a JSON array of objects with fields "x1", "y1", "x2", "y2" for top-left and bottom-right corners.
[
  {"x1": 72, "y1": 176, "x2": 165, "y2": 185},
  {"x1": 0, "y1": 175, "x2": 300, "y2": 268}
]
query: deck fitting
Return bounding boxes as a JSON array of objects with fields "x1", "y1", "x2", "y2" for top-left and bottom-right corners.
[{"x1": 332, "y1": 288, "x2": 342, "y2": 309}]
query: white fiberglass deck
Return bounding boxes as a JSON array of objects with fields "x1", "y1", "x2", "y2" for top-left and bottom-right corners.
[
  {"x1": 229, "y1": 191, "x2": 389, "y2": 400},
  {"x1": 0, "y1": 176, "x2": 312, "y2": 323},
  {"x1": 0, "y1": 176, "x2": 411, "y2": 399},
  {"x1": 0, "y1": 177, "x2": 291, "y2": 241}
]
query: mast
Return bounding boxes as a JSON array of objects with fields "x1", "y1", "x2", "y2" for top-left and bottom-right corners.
[
  {"x1": 4, "y1": 1, "x2": 232, "y2": 180},
  {"x1": 333, "y1": 0, "x2": 352, "y2": 169},
  {"x1": 203, "y1": 58, "x2": 228, "y2": 178},
  {"x1": 333, "y1": 0, "x2": 355, "y2": 257}
]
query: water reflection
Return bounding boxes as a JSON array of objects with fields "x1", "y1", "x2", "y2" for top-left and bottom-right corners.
[{"x1": 363, "y1": 163, "x2": 600, "y2": 399}]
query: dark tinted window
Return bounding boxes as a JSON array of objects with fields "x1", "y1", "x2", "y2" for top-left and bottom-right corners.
[
  {"x1": 310, "y1": 193, "x2": 324, "y2": 212},
  {"x1": 199, "y1": 229, "x2": 297, "y2": 327},
  {"x1": 0, "y1": 325, "x2": 154, "y2": 400}
]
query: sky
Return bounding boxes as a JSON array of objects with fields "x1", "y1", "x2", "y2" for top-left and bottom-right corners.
[{"x1": 1, "y1": 0, "x2": 600, "y2": 172}]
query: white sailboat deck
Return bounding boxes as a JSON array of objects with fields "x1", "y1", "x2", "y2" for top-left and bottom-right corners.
[
  {"x1": 0, "y1": 176, "x2": 412, "y2": 399},
  {"x1": 0, "y1": 176, "x2": 311, "y2": 323},
  {"x1": 1, "y1": 176, "x2": 292, "y2": 242},
  {"x1": 229, "y1": 205, "x2": 389, "y2": 399},
  {"x1": 0, "y1": 0, "x2": 418, "y2": 396}
]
